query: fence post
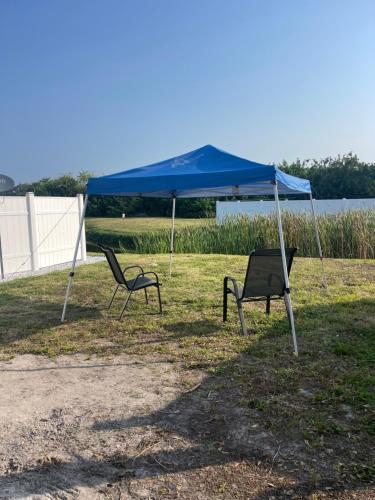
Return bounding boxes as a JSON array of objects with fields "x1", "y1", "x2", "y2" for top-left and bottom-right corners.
[
  {"x1": 26, "y1": 192, "x2": 39, "y2": 271},
  {"x1": 77, "y1": 193, "x2": 87, "y2": 261}
]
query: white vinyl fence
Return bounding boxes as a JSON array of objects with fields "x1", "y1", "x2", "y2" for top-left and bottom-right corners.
[
  {"x1": 216, "y1": 198, "x2": 375, "y2": 223},
  {"x1": 0, "y1": 193, "x2": 86, "y2": 278}
]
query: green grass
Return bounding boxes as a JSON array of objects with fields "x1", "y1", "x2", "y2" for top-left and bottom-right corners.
[
  {"x1": 85, "y1": 216, "x2": 210, "y2": 252},
  {"x1": 86, "y1": 211, "x2": 375, "y2": 258},
  {"x1": 0, "y1": 254, "x2": 374, "y2": 483},
  {"x1": 86, "y1": 216, "x2": 209, "y2": 235}
]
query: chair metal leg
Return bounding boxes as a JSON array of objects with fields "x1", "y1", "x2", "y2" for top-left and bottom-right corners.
[
  {"x1": 223, "y1": 290, "x2": 228, "y2": 322},
  {"x1": 108, "y1": 284, "x2": 119, "y2": 309},
  {"x1": 223, "y1": 278, "x2": 228, "y2": 322},
  {"x1": 237, "y1": 299, "x2": 247, "y2": 335},
  {"x1": 266, "y1": 296, "x2": 271, "y2": 315},
  {"x1": 156, "y1": 285, "x2": 162, "y2": 314},
  {"x1": 144, "y1": 288, "x2": 148, "y2": 304},
  {"x1": 119, "y1": 290, "x2": 132, "y2": 320}
]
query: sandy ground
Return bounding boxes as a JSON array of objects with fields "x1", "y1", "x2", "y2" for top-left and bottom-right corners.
[
  {"x1": 0, "y1": 355, "x2": 372, "y2": 500},
  {"x1": 0, "y1": 354, "x2": 183, "y2": 499}
]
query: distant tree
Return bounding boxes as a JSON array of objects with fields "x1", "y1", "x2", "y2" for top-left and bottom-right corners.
[
  {"x1": 8, "y1": 154, "x2": 375, "y2": 217},
  {"x1": 279, "y1": 153, "x2": 375, "y2": 199},
  {"x1": 13, "y1": 171, "x2": 90, "y2": 197}
]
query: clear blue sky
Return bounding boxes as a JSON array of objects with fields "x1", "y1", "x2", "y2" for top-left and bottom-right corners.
[{"x1": 1, "y1": 0, "x2": 374, "y2": 183}]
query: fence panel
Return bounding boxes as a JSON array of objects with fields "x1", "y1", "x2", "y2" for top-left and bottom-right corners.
[
  {"x1": 34, "y1": 196, "x2": 84, "y2": 268},
  {"x1": 0, "y1": 194, "x2": 86, "y2": 276},
  {"x1": 216, "y1": 198, "x2": 375, "y2": 223},
  {"x1": 0, "y1": 197, "x2": 32, "y2": 274}
]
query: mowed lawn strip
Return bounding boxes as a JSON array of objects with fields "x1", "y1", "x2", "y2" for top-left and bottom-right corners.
[
  {"x1": 0, "y1": 254, "x2": 374, "y2": 486},
  {"x1": 86, "y1": 216, "x2": 211, "y2": 235}
]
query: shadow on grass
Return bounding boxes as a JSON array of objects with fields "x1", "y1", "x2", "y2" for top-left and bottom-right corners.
[
  {"x1": 1, "y1": 299, "x2": 374, "y2": 498},
  {"x1": 99, "y1": 319, "x2": 220, "y2": 351},
  {"x1": 2, "y1": 450, "x2": 355, "y2": 499},
  {"x1": 0, "y1": 292, "x2": 101, "y2": 347}
]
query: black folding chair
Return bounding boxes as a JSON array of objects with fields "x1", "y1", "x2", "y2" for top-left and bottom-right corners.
[
  {"x1": 98, "y1": 245, "x2": 162, "y2": 319},
  {"x1": 223, "y1": 248, "x2": 297, "y2": 335}
]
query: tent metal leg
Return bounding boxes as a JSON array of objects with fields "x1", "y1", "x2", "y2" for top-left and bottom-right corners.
[
  {"x1": 61, "y1": 194, "x2": 89, "y2": 322},
  {"x1": 274, "y1": 183, "x2": 298, "y2": 356},
  {"x1": 283, "y1": 293, "x2": 292, "y2": 328},
  {"x1": 169, "y1": 196, "x2": 176, "y2": 276},
  {"x1": 309, "y1": 193, "x2": 328, "y2": 290},
  {"x1": 144, "y1": 287, "x2": 148, "y2": 304}
]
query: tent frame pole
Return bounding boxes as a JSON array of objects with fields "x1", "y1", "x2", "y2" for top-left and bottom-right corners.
[
  {"x1": 274, "y1": 182, "x2": 299, "y2": 355},
  {"x1": 309, "y1": 193, "x2": 328, "y2": 290},
  {"x1": 169, "y1": 195, "x2": 176, "y2": 276},
  {"x1": 61, "y1": 194, "x2": 89, "y2": 322}
]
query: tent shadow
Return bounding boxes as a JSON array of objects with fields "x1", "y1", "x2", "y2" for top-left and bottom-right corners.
[{"x1": 1, "y1": 449, "x2": 367, "y2": 500}]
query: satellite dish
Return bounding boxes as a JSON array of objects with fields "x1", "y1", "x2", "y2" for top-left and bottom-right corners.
[{"x1": 0, "y1": 174, "x2": 15, "y2": 193}]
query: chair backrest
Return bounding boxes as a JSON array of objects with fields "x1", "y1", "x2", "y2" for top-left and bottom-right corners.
[
  {"x1": 98, "y1": 245, "x2": 127, "y2": 286},
  {"x1": 242, "y1": 248, "x2": 297, "y2": 299}
]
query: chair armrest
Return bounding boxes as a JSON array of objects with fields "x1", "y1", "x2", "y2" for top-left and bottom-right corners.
[
  {"x1": 224, "y1": 276, "x2": 241, "y2": 299},
  {"x1": 123, "y1": 265, "x2": 145, "y2": 275}
]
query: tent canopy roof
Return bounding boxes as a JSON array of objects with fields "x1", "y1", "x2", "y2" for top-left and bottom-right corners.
[{"x1": 87, "y1": 145, "x2": 311, "y2": 198}]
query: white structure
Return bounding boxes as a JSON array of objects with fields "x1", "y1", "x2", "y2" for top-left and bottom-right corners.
[
  {"x1": 0, "y1": 193, "x2": 86, "y2": 278},
  {"x1": 216, "y1": 198, "x2": 375, "y2": 223}
]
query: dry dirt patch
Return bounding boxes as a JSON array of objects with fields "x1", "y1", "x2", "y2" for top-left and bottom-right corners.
[{"x1": 0, "y1": 354, "x2": 182, "y2": 498}]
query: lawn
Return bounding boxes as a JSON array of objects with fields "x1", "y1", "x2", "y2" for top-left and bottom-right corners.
[
  {"x1": 85, "y1": 216, "x2": 213, "y2": 252},
  {"x1": 86, "y1": 216, "x2": 210, "y2": 235},
  {"x1": 0, "y1": 254, "x2": 374, "y2": 496}
]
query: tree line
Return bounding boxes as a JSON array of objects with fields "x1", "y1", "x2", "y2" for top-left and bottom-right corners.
[{"x1": 9, "y1": 153, "x2": 375, "y2": 218}]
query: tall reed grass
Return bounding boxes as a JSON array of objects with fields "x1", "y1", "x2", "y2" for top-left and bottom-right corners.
[{"x1": 87, "y1": 210, "x2": 375, "y2": 259}]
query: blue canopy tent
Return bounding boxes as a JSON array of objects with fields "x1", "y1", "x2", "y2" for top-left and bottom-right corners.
[
  {"x1": 85, "y1": 144, "x2": 311, "y2": 198},
  {"x1": 61, "y1": 145, "x2": 325, "y2": 355}
]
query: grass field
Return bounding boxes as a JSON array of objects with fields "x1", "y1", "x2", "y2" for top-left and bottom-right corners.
[
  {"x1": 85, "y1": 217, "x2": 211, "y2": 252},
  {"x1": 0, "y1": 254, "x2": 374, "y2": 491},
  {"x1": 86, "y1": 216, "x2": 209, "y2": 235}
]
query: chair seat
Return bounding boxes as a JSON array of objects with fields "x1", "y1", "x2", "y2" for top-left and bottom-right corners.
[
  {"x1": 227, "y1": 285, "x2": 283, "y2": 300},
  {"x1": 127, "y1": 275, "x2": 157, "y2": 291}
]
